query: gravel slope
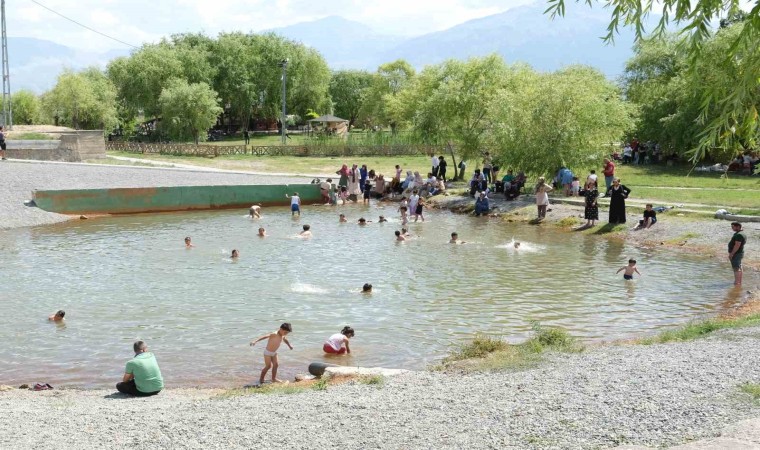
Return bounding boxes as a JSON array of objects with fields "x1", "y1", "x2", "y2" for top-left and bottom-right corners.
[
  {"x1": 1, "y1": 327, "x2": 759, "y2": 449},
  {"x1": 0, "y1": 161, "x2": 309, "y2": 229}
]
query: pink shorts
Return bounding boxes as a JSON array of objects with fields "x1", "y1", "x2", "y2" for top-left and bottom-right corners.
[{"x1": 323, "y1": 344, "x2": 346, "y2": 355}]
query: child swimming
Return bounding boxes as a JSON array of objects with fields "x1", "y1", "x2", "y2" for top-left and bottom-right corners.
[
  {"x1": 231, "y1": 249, "x2": 239, "y2": 259},
  {"x1": 616, "y1": 259, "x2": 641, "y2": 280},
  {"x1": 395, "y1": 230, "x2": 406, "y2": 241},
  {"x1": 248, "y1": 205, "x2": 261, "y2": 219},
  {"x1": 339, "y1": 214, "x2": 348, "y2": 223},
  {"x1": 449, "y1": 232, "x2": 466, "y2": 244},
  {"x1": 362, "y1": 283, "x2": 372, "y2": 293},
  {"x1": 184, "y1": 236, "x2": 194, "y2": 248},
  {"x1": 299, "y1": 224, "x2": 312, "y2": 238},
  {"x1": 257, "y1": 227, "x2": 266, "y2": 237}
]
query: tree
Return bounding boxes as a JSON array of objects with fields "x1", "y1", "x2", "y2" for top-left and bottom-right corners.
[
  {"x1": 328, "y1": 70, "x2": 374, "y2": 130},
  {"x1": 41, "y1": 67, "x2": 118, "y2": 130},
  {"x1": 399, "y1": 55, "x2": 512, "y2": 161},
  {"x1": 362, "y1": 60, "x2": 415, "y2": 132},
  {"x1": 490, "y1": 65, "x2": 634, "y2": 175},
  {"x1": 158, "y1": 78, "x2": 222, "y2": 144},
  {"x1": 8, "y1": 89, "x2": 42, "y2": 125},
  {"x1": 623, "y1": 25, "x2": 760, "y2": 162},
  {"x1": 547, "y1": 0, "x2": 760, "y2": 160}
]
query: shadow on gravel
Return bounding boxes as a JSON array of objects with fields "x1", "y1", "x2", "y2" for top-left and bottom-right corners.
[{"x1": 103, "y1": 392, "x2": 130, "y2": 399}]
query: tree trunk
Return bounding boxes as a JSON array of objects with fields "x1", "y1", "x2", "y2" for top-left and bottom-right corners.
[{"x1": 447, "y1": 141, "x2": 460, "y2": 181}]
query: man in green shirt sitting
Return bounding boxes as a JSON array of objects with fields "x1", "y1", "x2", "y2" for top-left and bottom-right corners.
[{"x1": 116, "y1": 340, "x2": 164, "y2": 396}]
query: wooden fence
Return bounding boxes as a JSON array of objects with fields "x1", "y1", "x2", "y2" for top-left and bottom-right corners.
[{"x1": 106, "y1": 142, "x2": 435, "y2": 157}]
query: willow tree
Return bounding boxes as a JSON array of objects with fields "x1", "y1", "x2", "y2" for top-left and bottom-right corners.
[
  {"x1": 547, "y1": 0, "x2": 760, "y2": 160},
  {"x1": 158, "y1": 79, "x2": 222, "y2": 144},
  {"x1": 490, "y1": 65, "x2": 634, "y2": 176},
  {"x1": 623, "y1": 24, "x2": 760, "y2": 161}
]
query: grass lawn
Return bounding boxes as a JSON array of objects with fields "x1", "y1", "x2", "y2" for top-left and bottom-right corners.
[
  {"x1": 614, "y1": 164, "x2": 759, "y2": 210},
  {"x1": 207, "y1": 134, "x2": 309, "y2": 146},
  {"x1": 615, "y1": 164, "x2": 760, "y2": 190},
  {"x1": 107, "y1": 152, "x2": 434, "y2": 176}
]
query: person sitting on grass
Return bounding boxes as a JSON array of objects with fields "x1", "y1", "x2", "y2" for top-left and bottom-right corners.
[
  {"x1": 635, "y1": 204, "x2": 657, "y2": 230},
  {"x1": 116, "y1": 341, "x2": 164, "y2": 397}
]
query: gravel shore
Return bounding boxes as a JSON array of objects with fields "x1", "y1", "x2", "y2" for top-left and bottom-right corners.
[
  {"x1": 0, "y1": 160, "x2": 309, "y2": 229},
  {"x1": 1, "y1": 327, "x2": 759, "y2": 449}
]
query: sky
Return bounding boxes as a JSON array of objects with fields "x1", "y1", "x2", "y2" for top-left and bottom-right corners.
[{"x1": 10, "y1": 0, "x2": 533, "y2": 52}]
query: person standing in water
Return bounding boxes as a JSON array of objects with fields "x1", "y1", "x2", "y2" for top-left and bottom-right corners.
[
  {"x1": 728, "y1": 222, "x2": 746, "y2": 286},
  {"x1": 534, "y1": 177, "x2": 553, "y2": 220},
  {"x1": 286, "y1": 192, "x2": 301, "y2": 217},
  {"x1": 184, "y1": 237, "x2": 194, "y2": 248},
  {"x1": 250, "y1": 323, "x2": 293, "y2": 384}
]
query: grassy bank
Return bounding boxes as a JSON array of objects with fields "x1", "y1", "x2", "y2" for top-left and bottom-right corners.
[
  {"x1": 437, "y1": 323, "x2": 584, "y2": 372},
  {"x1": 215, "y1": 373, "x2": 385, "y2": 398},
  {"x1": 637, "y1": 313, "x2": 760, "y2": 345}
]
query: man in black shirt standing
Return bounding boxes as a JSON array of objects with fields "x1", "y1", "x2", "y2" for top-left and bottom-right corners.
[{"x1": 728, "y1": 222, "x2": 747, "y2": 286}]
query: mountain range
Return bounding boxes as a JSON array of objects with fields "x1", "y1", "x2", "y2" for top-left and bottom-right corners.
[{"x1": 8, "y1": 1, "x2": 640, "y2": 93}]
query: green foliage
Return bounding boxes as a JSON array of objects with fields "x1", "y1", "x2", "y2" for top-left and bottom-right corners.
[
  {"x1": 739, "y1": 382, "x2": 760, "y2": 402},
  {"x1": 400, "y1": 55, "x2": 511, "y2": 159},
  {"x1": 12, "y1": 132, "x2": 54, "y2": 140},
  {"x1": 107, "y1": 33, "x2": 331, "y2": 129},
  {"x1": 329, "y1": 69, "x2": 374, "y2": 129},
  {"x1": 639, "y1": 313, "x2": 760, "y2": 344},
  {"x1": 312, "y1": 378, "x2": 328, "y2": 391},
  {"x1": 548, "y1": 0, "x2": 760, "y2": 162},
  {"x1": 158, "y1": 79, "x2": 223, "y2": 144},
  {"x1": 7, "y1": 90, "x2": 42, "y2": 125},
  {"x1": 358, "y1": 375, "x2": 385, "y2": 386},
  {"x1": 41, "y1": 67, "x2": 118, "y2": 130},
  {"x1": 445, "y1": 334, "x2": 509, "y2": 361},
  {"x1": 623, "y1": 26, "x2": 760, "y2": 162},
  {"x1": 361, "y1": 60, "x2": 415, "y2": 132},
  {"x1": 490, "y1": 65, "x2": 634, "y2": 175},
  {"x1": 441, "y1": 324, "x2": 583, "y2": 371}
]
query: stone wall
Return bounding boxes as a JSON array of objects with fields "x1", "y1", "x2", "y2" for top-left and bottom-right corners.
[{"x1": 7, "y1": 130, "x2": 106, "y2": 162}]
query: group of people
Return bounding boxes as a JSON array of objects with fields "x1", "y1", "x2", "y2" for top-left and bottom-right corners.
[
  {"x1": 328, "y1": 160, "x2": 449, "y2": 206},
  {"x1": 105, "y1": 322, "x2": 358, "y2": 396},
  {"x1": 620, "y1": 139, "x2": 662, "y2": 165},
  {"x1": 729, "y1": 151, "x2": 759, "y2": 176}
]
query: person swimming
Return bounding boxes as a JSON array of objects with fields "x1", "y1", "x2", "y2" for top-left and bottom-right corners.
[
  {"x1": 257, "y1": 227, "x2": 266, "y2": 237},
  {"x1": 362, "y1": 283, "x2": 372, "y2": 293},
  {"x1": 48, "y1": 310, "x2": 65, "y2": 322},
  {"x1": 231, "y1": 249, "x2": 239, "y2": 259},
  {"x1": 184, "y1": 236, "x2": 194, "y2": 248},
  {"x1": 378, "y1": 216, "x2": 388, "y2": 223}
]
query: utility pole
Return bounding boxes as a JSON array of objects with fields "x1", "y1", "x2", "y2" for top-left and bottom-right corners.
[
  {"x1": 279, "y1": 59, "x2": 288, "y2": 145},
  {"x1": 1, "y1": 0, "x2": 12, "y2": 129}
]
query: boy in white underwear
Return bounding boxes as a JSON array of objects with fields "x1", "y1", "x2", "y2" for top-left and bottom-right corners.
[{"x1": 250, "y1": 323, "x2": 293, "y2": 384}]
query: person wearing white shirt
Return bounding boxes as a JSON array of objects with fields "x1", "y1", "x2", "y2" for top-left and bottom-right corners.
[{"x1": 431, "y1": 154, "x2": 440, "y2": 177}]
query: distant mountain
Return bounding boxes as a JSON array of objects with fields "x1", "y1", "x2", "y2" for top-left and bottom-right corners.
[
  {"x1": 8, "y1": 3, "x2": 643, "y2": 93},
  {"x1": 7, "y1": 37, "x2": 131, "y2": 93},
  {"x1": 376, "y1": 3, "x2": 639, "y2": 77},
  {"x1": 267, "y1": 15, "x2": 403, "y2": 69},
  {"x1": 270, "y1": 3, "x2": 644, "y2": 77}
]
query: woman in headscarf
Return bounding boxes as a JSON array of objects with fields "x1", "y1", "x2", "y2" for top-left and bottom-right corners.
[
  {"x1": 607, "y1": 178, "x2": 631, "y2": 224},
  {"x1": 347, "y1": 164, "x2": 362, "y2": 201},
  {"x1": 336, "y1": 164, "x2": 350, "y2": 187},
  {"x1": 534, "y1": 176, "x2": 553, "y2": 220},
  {"x1": 413, "y1": 171, "x2": 424, "y2": 189},
  {"x1": 401, "y1": 170, "x2": 414, "y2": 190}
]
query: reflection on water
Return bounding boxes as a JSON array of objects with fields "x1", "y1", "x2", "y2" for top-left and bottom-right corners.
[{"x1": 0, "y1": 205, "x2": 753, "y2": 388}]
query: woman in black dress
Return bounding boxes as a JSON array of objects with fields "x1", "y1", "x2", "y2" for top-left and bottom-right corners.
[
  {"x1": 607, "y1": 178, "x2": 631, "y2": 224},
  {"x1": 581, "y1": 180, "x2": 599, "y2": 226}
]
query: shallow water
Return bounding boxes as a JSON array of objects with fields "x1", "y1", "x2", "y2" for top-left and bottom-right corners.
[{"x1": 0, "y1": 204, "x2": 750, "y2": 387}]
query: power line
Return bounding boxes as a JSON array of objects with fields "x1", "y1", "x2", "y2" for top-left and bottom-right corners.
[{"x1": 29, "y1": 0, "x2": 139, "y2": 49}]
